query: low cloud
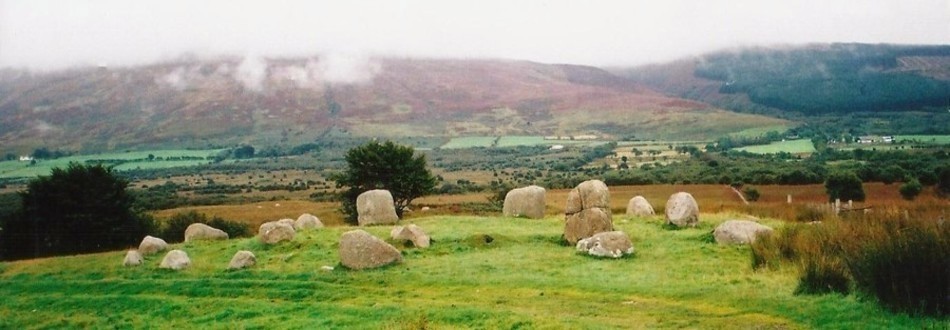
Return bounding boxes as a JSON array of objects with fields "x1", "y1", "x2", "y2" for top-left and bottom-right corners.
[
  {"x1": 234, "y1": 56, "x2": 268, "y2": 92},
  {"x1": 316, "y1": 53, "x2": 380, "y2": 85}
]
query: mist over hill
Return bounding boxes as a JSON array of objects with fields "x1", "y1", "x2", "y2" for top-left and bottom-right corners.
[{"x1": 0, "y1": 56, "x2": 784, "y2": 154}]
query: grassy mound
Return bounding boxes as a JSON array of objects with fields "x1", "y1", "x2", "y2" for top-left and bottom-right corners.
[{"x1": 0, "y1": 214, "x2": 943, "y2": 328}]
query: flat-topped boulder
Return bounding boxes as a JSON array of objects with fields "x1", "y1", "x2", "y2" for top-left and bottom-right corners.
[
  {"x1": 159, "y1": 249, "x2": 191, "y2": 270},
  {"x1": 339, "y1": 230, "x2": 402, "y2": 270},
  {"x1": 714, "y1": 220, "x2": 774, "y2": 245},
  {"x1": 625, "y1": 196, "x2": 655, "y2": 217},
  {"x1": 138, "y1": 235, "x2": 168, "y2": 255},
  {"x1": 576, "y1": 231, "x2": 634, "y2": 258},
  {"x1": 390, "y1": 224, "x2": 431, "y2": 248},
  {"x1": 357, "y1": 190, "x2": 399, "y2": 226},
  {"x1": 503, "y1": 185, "x2": 546, "y2": 219},
  {"x1": 665, "y1": 192, "x2": 699, "y2": 227},
  {"x1": 294, "y1": 213, "x2": 324, "y2": 230},
  {"x1": 259, "y1": 221, "x2": 295, "y2": 244},
  {"x1": 228, "y1": 250, "x2": 256, "y2": 270},
  {"x1": 184, "y1": 223, "x2": 229, "y2": 242}
]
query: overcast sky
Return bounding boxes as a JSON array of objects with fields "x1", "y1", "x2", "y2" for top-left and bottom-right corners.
[{"x1": 1, "y1": 0, "x2": 948, "y2": 70}]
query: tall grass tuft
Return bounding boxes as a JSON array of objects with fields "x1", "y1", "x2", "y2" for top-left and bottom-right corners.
[{"x1": 751, "y1": 213, "x2": 948, "y2": 316}]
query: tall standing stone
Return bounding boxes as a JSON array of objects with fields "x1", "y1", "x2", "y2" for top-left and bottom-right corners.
[
  {"x1": 665, "y1": 192, "x2": 699, "y2": 227},
  {"x1": 563, "y1": 180, "x2": 613, "y2": 244},
  {"x1": 357, "y1": 190, "x2": 399, "y2": 226}
]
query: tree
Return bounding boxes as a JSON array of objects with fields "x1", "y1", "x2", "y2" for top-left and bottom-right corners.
[
  {"x1": 233, "y1": 145, "x2": 255, "y2": 159},
  {"x1": 330, "y1": 141, "x2": 437, "y2": 224},
  {"x1": 898, "y1": 178, "x2": 922, "y2": 200},
  {"x1": 825, "y1": 171, "x2": 865, "y2": 202},
  {"x1": 0, "y1": 163, "x2": 153, "y2": 260},
  {"x1": 743, "y1": 186, "x2": 761, "y2": 202},
  {"x1": 937, "y1": 167, "x2": 950, "y2": 198}
]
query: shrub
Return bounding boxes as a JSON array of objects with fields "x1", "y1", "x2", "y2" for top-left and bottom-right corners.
[
  {"x1": 898, "y1": 179, "x2": 922, "y2": 200},
  {"x1": 825, "y1": 171, "x2": 865, "y2": 202},
  {"x1": 157, "y1": 211, "x2": 250, "y2": 243},
  {"x1": 742, "y1": 186, "x2": 760, "y2": 202},
  {"x1": 752, "y1": 216, "x2": 949, "y2": 316},
  {"x1": 0, "y1": 163, "x2": 155, "y2": 260}
]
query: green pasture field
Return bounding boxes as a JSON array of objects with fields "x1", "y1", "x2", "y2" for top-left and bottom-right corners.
[
  {"x1": 495, "y1": 135, "x2": 547, "y2": 147},
  {"x1": 0, "y1": 149, "x2": 223, "y2": 179},
  {"x1": 728, "y1": 125, "x2": 792, "y2": 138},
  {"x1": 894, "y1": 135, "x2": 950, "y2": 144},
  {"x1": 440, "y1": 137, "x2": 498, "y2": 149},
  {"x1": 734, "y1": 139, "x2": 816, "y2": 154},
  {"x1": 0, "y1": 214, "x2": 939, "y2": 328}
]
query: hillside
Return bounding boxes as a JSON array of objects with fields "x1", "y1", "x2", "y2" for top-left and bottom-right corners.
[
  {"x1": 0, "y1": 214, "x2": 938, "y2": 328},
  {"x1": 617, "y1": 43, "x2": 950, "y2": 116},
  {"x1": 0, "y1": 57, "x2": 787, "y2": 154}
]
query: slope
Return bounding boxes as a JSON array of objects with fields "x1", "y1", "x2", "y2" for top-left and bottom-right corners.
[
  {"x1": 0, "y1": 57, "x2": 788, "y2": 154},
  {"x1": 0, "y1": 214, "x2": 937, "y2": 328}
]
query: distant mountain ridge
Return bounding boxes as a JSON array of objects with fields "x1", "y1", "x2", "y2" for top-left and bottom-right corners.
[
  {"x1": 0, "y1": 56, "x2": 786, "y2": 154},
  {"x1": 617, "y1": 43, "x2": 950, "y2": 115}
]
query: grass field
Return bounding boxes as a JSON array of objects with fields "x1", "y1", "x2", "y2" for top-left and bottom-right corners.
[
  {"x1": 734, "y1": 139, "x2": 816, "y2": 154},
  {"x1": 0, "y1": 149, "x2": 223, "y2": 179},
  {"x1": 894, "y1": 135, "x2": 950, "y2": 144},
  {"x1": 2, "y1": 214, "x2": 942, "y2": 328},
  {"x1": 495, "y1": 135, "x2": 546, "y2": 147},
  {"x1": 440, "y1": 137, "x2": 498, "y2": 149},
  {"x1": 728, "y1": 125, "x2": 792, "y2": 138}
]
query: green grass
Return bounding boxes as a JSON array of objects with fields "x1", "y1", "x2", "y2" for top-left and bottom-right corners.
[
  {"x1": 1, "y1": 214, "x2": 940, "y2": 328},
  {"x1": 735, "y1": 139, "x2": 817, "y2": 154},
  {"x1": 894, "y1": 135, "x2": 950, "y2": 144},
  {"x1": 496, "y1": 135, "x2": 546, "y2": 147},
  {"x1": 0, "y1": 149, "x2": 223, "y2": 179},
  {"x1": 440, "y1": 137, "x2": 498, "y2": 149},
  {"x1": 729, "y1": 125, "x2": 792, "y2": 138}
]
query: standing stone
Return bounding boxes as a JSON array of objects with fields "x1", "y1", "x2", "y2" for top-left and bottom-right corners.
[
  {"x1": 625, "y1": 196, "x2": 655, "y2": 217},
  {"x1": 571, "y1": 180, "x2": 610, "y2": 211},
  {"x1": 665, "y1": 192, "x2": 699, "y2": 227},
  {"x1": 295, "y1": 213, "x2": 324, "y2": 230},
  {"x1": 339, "y1": 230, "x2": 402, "y2": 270},
  {"x1": 357, "y1": 190, "x2": 399, "y2": 226},
  {"x1": 390, "y1": 224, "x2": 431, "y2": 248},
  {"x1": 259, "y1": 221, "x2": 295, "y2": 244},
  {"x1": 576, "y1": 231, "x2": 635, "y2": 258},
  {"x1": 138, "y1": 235, "x2": 168, "y2": 255},
  {"x1": 123, "y1": 250, "x2": 143, "y2": 266},
  {"x1": 277, "y1": 218, "x2": 296, "y2": 228},
  {"x1": 564, "y1": 208, "x2": 614, "y2": 244},
  {"x1": 228, "y1": 250, "x2": 256, "y2": 269},
  {"x1": 503, "y1": 185, "x2": 547, "y2": 219},
  {"x1": 159, "y1": 250, "x2": 191, "y2": 270},
  {"x1": 564, "y1": 180, "x2": 613, "y2": 244},
  {"x1": 184, "y1": 223, "x2": 229, "y2": 242},
  {"x1": 713, "y1": 220, "x2": 774, "y2": 245}
]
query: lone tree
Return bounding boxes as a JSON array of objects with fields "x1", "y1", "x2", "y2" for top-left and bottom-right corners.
[
  {"x1": 0, "y1": 163, "x2": 153, "y2": 260},
  {"x1": 331, "y1": 141, "x2": 437, "y2": 224},
  {"x1": 825, "y1": 171, "x2": 866, "y2": 202}
]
